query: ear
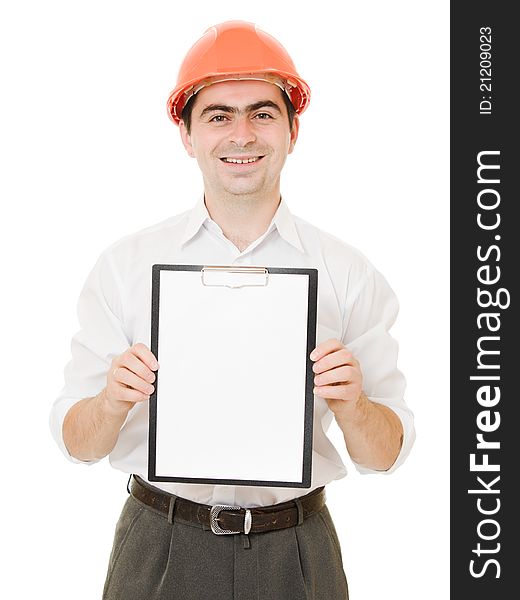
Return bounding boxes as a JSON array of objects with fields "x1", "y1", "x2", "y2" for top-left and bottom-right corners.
[
  {"x1": 288, "y1": 114, "x2": 300, "y2": 154},
  {"x1": 179, "y1": 120, "x2": 196, "y2": 158}
]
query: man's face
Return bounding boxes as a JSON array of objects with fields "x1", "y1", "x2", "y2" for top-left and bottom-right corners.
[{"x1": 179, "y1": 80, "x2": 299, "y2": 198}]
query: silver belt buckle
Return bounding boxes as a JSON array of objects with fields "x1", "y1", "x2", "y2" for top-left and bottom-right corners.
[{"x1": 210, "y1": 504, "x2": 252, "y2": 535}]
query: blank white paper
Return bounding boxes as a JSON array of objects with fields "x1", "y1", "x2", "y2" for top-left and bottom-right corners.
[{"x1": 154, "y1": 268, "x2": 310, "y2": 484}]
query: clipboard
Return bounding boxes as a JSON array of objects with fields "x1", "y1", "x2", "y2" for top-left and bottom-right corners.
[{"x1": 148, "y1": 264, "x2": 318, "y2": 488}]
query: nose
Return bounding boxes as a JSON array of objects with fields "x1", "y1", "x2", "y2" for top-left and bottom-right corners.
[{"x1": 228, "y1": 115, "x2": 256, "y2": 147}]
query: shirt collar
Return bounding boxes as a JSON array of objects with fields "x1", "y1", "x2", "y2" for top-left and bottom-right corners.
[
  {"x1": 180, "y1": 195, "x2": 305, "y2": 253},
  {"x1": 270, "y1": 197, "x2": 305, "y2": 253},
  {"x1": 179, "y1": 194, "x2": 211, "y2": 246}
]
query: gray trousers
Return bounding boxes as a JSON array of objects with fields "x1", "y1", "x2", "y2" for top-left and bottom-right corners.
[{"x1": 103, "y1": 490, "x2": 349, "y2": 600}]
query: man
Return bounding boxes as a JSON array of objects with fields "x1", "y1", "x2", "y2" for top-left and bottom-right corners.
[{"x1": 50, "y1": 20, "x2": 415, "y2": 600}]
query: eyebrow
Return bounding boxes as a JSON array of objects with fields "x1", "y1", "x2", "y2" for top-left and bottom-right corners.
[{"x1": 198, "y1": 100, "x2": 283, "y2": 119}]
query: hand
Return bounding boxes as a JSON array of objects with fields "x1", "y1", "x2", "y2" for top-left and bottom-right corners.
[
  {"x1": 102, "y1": 343, "x2": 159, "y2": 414},
  {"x1": 310, "y1": 338, "x2": 364, "y2": 419}
]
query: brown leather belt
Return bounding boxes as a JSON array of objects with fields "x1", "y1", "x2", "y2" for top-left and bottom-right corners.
[{"x1": 130, "y1": 475, "x2": 326, "y2": 535}]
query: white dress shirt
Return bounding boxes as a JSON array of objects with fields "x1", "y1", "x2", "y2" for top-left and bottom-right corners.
[{"x1": 50, "y1": 196, "x2": 415, "y2": 507}]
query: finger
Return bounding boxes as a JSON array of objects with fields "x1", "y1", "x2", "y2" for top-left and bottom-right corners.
[
  {"x1": 119, "y1": 351, "x2": 156, "y2": 384},
  {"x1": 314, "y1": 365, "x2": 359, "y2": 387},
  {"x1": 131, "y1": 343, "x2": 159, "y2": 371},
  {"x1": 310, "y1": 338, "x2": 344, "y2": 361},
  {"x1": 112, "y1": 386, "x2": 150, "y2": 404},
  {"x1": 313, "y1": 384, "x2": 351, "y2": 400},
  {"x1": 114, "y1": 367, "x2": 155, "y2": 396},
  {"x1": 312, "y1": 348, "x2": 357, "y2": 374}
]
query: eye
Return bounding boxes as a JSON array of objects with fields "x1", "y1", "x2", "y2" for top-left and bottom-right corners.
[
  {"x1": 209, "y1": 114, "x2": 229, "y2": 123},
  {"x1": 254, "y1": 112, "x2": 273, "y2": 120}
]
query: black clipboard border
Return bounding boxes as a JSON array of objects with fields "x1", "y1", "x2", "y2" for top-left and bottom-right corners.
[{"x1": 148, "y1": 264, "x2": 317, "y2": 488}]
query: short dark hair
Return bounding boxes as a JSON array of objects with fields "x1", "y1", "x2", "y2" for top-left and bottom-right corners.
[{"x1": 181, "y1": 88, "x2": 297, "y2": 135}]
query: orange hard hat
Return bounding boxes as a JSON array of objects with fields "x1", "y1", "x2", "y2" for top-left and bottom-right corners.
[{"x1": 166, "y1": 20, "x2": 311, "y2": 125}]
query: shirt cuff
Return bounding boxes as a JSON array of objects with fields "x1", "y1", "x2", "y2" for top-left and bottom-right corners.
[{"x1": 352, "y1": 404, "x2": 416, "y2": 475}]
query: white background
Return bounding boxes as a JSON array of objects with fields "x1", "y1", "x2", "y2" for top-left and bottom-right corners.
[{"x1": 0, "y1": 1, "x2": 449, "y2": 598}]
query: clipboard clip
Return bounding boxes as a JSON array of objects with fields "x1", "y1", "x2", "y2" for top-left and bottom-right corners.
[{"x1": 201, "y1": 265, "x2": 269, "y2": 288}]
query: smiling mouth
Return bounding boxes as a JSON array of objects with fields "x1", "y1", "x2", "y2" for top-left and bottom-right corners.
[{"x1": 220, "y1": 156, "x2": 264, "y2": 164}]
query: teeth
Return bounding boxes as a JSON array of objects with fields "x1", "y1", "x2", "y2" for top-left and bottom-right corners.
[{"x1": 223, "y1": 157, "x2": 259, "y2": 164}]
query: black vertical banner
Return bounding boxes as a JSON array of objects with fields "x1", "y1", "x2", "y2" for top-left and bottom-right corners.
[{"x1": 451, "y1": 3, "x2": 518, "y2": 597}]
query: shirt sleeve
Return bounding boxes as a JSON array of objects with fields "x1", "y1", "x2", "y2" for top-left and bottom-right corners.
[
  {"x1": 49, "y1": 249, "x2": 131, "y2": 464},
  {"x1": 341, "y1": 264, "x2": 415, "y2": 474}
]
